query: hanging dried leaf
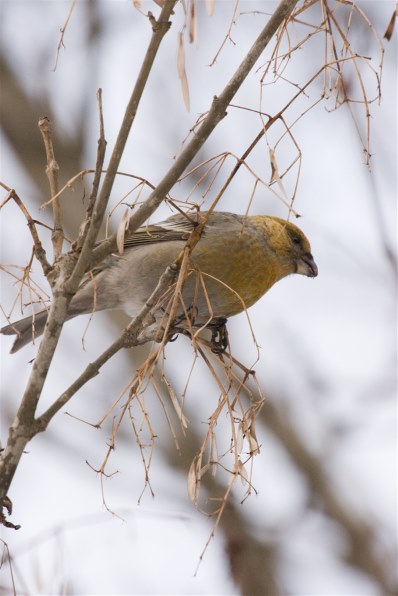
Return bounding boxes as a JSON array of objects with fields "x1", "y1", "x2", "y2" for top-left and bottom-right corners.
[
  {"x1": 242, "y1": 413, "x2": 261, "y2": 455},
  {"x1": 209, "y1": 431, "x2": 218, "y2": 476},
  {"x1": 177, "y1": 33, "x2": 185, "y2": 76},
  {"x1": 177, "y1": 32, "x2": 190, "y2": 111},
  {"x1": 166, "y1": 380, "x2": 189, "y2": 428},
  {"x1": 384, "y1": 7, "x2": 397, "y2": 41},
  {"x1": 133, "y1": 0, "x2": 141, "y2": 9},
  {"x1": 269, "y1": 147, "x2": 288, "y2": 200},
  {"x1": 116, "y1": 207, "x2": 130, "y2": 254},
  {"x1": 188, "y1": 454, "x2": 202, "y2": 503},
  {"x1": 206, "y1": 0, "x2": 215, "y2": 17},
  {"x1": 236, "y1": 421, "x2": 244, "y2": 454},
  {"x1": 247, "y1": 426, "x2": 260, "y2": 455},
  {"x1": 189, "y1": 0, "x2": 197, "y2": 43},
  {"x1": 236, "y1": 459, "x2": 249, "y2": 486}
]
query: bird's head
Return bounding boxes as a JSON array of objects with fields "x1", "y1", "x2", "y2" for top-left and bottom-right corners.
[{"x1": 252, "y1": 215, "x2": 318, "y2": 280}]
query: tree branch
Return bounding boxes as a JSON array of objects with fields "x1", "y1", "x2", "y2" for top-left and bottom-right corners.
[{"x1": 38, "y1": 117, "x2": 63, "y2": 260}]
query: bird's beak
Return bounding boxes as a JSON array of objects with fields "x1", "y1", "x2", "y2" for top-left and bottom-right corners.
[{"x1": 296, "y1": 253, "x2": 318, "y2": 278}]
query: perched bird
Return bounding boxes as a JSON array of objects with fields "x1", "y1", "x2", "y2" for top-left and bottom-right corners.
[{"x1": 1, "y1": 211, "x2": 317, "y2": 353}]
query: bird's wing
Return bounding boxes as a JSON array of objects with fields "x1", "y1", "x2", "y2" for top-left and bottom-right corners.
[
  {"x1": 81, "y1": 214, "x2": 203, "y2": 286},
  {"x1": 122, "y1": 211, "x2": 245, "y2": 249},
  {"x1": 82, "y1": 211, "x2": 243, "y2": 284},
  {"x1": 122, "y1": 213, "x2": 198, "y2": 248}
]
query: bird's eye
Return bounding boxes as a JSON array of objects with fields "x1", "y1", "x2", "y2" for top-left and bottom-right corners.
[{"x1": 291, "y1": 235, "x2": 301, "y2": 245}]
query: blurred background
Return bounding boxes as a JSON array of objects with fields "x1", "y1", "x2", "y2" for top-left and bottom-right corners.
[{"x1": 0, "y1": 1, "x2": 396, "y2": 594}]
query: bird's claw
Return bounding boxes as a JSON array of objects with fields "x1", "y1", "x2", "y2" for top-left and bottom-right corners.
[
  {"x1": 209, "y1": 318, "x2": 229, "y2": 354},
  {"x1": 1, "y1": 495, "x2": 21, "y2": 530}
]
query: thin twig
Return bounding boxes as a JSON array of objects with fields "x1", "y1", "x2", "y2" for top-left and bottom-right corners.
[
  {"x1": 74, "y1": 88, "x2": 107, "y2": 252},
  {"x1": 52, "y1": 0, "x2": 78, "y2": 71},
  {"x1": 38, "y1": 117, "x2": 63, "y2": 259},
  {"x1": 0, "y1": 185, "x2": 52, "y2": 277},
  {"x1": 40, "y1": 169, "x2": 155, "y2": 210}
]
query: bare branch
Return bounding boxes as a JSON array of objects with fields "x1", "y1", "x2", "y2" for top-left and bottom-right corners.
[
  {"x1": 38, "y1": 117, "x2": 63, "y2": 259},
  {"x1": 73, "y1": 89, "x2": 107, "y2": 252},
  {"x1": 0, "y1": 185, "x2": 52, "y2": 277},
  {"x1": 52, "y1": 0, "x2": 78, "y2": 71}
]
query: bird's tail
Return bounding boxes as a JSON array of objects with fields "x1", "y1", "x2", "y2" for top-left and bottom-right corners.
[{"x1": 1, "y1": 310, "x2": 48, "y2": 353}]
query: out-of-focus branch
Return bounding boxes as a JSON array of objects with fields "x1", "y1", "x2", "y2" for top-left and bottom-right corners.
[
  {"x1": 0, "y1": 54, "x2": 86, "y2": 235},
  {"x1": 163, "y1": 363, "x2": 395, "y2": 594},
  {"x1": 165, "y1": 425, "x2": 281, "y2": 595},
  {"x1": 260, "y1": 398, "x2": 397, "y2": 595},
  {"x1": 221, "y1": 500, "x2": 281, "y2": 596}
]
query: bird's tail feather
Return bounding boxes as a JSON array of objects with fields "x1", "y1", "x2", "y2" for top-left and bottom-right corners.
[{"x1": 1, "y1": 310, "x2": 48, "y2": 353}]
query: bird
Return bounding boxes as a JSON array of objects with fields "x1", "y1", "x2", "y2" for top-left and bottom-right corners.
[{"x1": 1, "y1": 211, "x2": 318, "y2": 353}]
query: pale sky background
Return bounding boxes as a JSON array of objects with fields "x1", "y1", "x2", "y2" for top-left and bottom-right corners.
[{"x1": 0, "y1": 1, "x2": 396, "y2": 595}]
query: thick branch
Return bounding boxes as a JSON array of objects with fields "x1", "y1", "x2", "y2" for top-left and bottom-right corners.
[{"x1": 0, "y1": 292, "x2": 71, "y2": 505}]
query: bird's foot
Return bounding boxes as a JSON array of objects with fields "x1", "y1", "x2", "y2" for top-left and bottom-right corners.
[
  {"x1": 1, "y1": 495, "x2": 21, "y2": 530},
  {"x1": 209, "y1": 318, "x2": 229, "y2": 354}
]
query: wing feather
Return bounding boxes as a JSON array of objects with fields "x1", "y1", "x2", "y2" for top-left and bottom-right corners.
[{"x1": 123, "y1": 214, "x2": 197, "y2": 248}]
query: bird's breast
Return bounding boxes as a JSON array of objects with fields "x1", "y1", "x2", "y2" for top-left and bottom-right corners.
[{"x1": 188, "y1": 231, "x2": 278, "y2": 317}]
